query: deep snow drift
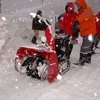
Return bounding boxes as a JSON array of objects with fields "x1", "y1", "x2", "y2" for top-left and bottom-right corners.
[{"x1": 0, "y1": 0, "x2": 100, "y2": 100}]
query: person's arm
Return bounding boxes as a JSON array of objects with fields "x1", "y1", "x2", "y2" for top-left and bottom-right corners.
[
  {"x1": 59, "y1": 14, "x2": 65, "y2": 31},
  {"x1": 71, "y1": 30, "x2": 79, "y2": 44}
]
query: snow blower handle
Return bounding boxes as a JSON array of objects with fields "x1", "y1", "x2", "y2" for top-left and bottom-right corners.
[{"x1": 30, "y1": 12, "x2": 49, "y2": 25}]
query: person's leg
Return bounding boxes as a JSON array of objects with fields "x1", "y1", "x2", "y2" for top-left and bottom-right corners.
[
  {"x1": 65, "y1": 43, "x2": 73, "y2": 60},
  {"x1": 31, "y1": 30, "x2": 39, "y2": 44},
  {"x1": 34, "y1": 30, "x2": 39, "y2": 38},
  {"x1": 76, "y1": 36, "x2": 93, "y2": 65},
  {"x1": 85, "y1": 52, "x2": 92, "y2": 64},
  {"x1": 65, "y1": 37, "x2": 71, "y2": 59},
  {"x1": 95, "y1": 35, "x2": 100, "y2": 48}
]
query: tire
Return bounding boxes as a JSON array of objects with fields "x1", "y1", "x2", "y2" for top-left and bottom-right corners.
[
  {"x1": 15, "y1": 57, "x2": 28, "y2": 74},
  {"x1": 40, "y1": 64, "x2": 48, "y2": 80},
  {"x1": 59, "y1": 59, "x2": 70, "y2": 75}
]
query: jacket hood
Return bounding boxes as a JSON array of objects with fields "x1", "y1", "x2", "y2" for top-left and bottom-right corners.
[
  {"x1": 65, "y1": 2, "x2": 74, "y2": 12},
  {"x1": 75, "y1": 0, "x2": 87, "y2": 9}
]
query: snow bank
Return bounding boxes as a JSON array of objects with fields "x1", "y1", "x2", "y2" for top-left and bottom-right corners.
[{"x1": 0, "y1": 18, "x2": 10, "y2": 51}]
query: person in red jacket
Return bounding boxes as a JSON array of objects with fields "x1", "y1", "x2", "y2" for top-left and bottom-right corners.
[
  {"x1": 94, "y1": 12, "x2": 100, "y2": 48},
  {"x1": 59, "y1": 2, "x2": 79, "y2": 60}
]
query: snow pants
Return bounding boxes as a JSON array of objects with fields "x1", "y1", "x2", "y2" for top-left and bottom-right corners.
[
  {"x1": 94, "y1": 34, "x2": 100, "y2": 48},
  {"x1": 64, "y1": 36, "x2": 73, "y2": 59},
  {"x1": 79, "y1": 35, "x2": 93, "y2": 64}
]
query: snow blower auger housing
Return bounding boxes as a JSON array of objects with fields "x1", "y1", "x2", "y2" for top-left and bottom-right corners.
[{"x1": 15, "y1": 46, "x2": 53, "y2": 80}]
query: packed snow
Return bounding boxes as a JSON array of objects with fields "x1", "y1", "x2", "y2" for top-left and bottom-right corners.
[{"x1": 0, "y1": 0, "x2": 100, "y2": 100}]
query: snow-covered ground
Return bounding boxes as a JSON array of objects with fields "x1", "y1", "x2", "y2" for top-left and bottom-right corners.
[{"x1": 0, "y1": 0, "x2": 100, "y2": 100}]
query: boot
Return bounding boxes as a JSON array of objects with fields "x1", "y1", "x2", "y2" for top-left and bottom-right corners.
[
  {"x1": 65, "y1": 43, "x2": 73, "y2": 59},
  {"x1": 94, "y1": 38, "x2": 99, "y2": 48},
  {"x1": 86, "y1": 57, "x2": 91, "y2": 64},
  {"x1": 74, "y1": 58, "x2": 85, "y2": 66},
  {"x1": 31, "y1": 36, "x2": 37, "y2": 44},
  {"x1": 85, "y1": 53, "x2": 92, "y2": 64},
  {"x1": 95, "y1": 42, "x2": 99, "y2": 48},
  {"x1": 73, "y1": 53, "x2": 86, "y2": 66}
]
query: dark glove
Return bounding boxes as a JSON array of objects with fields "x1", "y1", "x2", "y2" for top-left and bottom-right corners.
[
  {"x1": 70, "y1": 40, "x2": 78, "y2": 44},
  {"x1": 72, "y1": 20, "x2": 79, "y2": 31},
  {"x1": 56, "y1": 29, "x2": 64, "y2": 34},
  {"x1": 41, "y1": 20, "x2": 51, "y2": 30},
  {"x1": 72, "y1": 30, "x2": 79, "y2": 37},
  {"x1": 41, "y1": 20, "x2": 47, "y2": 30}
]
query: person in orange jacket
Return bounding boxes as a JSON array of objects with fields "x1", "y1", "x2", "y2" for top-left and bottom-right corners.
[
  {"x1": 58, "y1": 2, "x2": 79, "y2": 60},
  {"x1": 73, "y1": 0, "x2": 96, "y2": 65}
]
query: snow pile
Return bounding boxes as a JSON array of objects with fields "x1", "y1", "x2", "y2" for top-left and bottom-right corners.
[{"x1": 0, "y1": 17, "x2": 10, "y2": 51}]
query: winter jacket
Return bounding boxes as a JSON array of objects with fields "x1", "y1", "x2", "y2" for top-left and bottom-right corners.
[
  {"x1": 32, "y1": 16, "x2": 42, "y2": 30},
  {"x1": 75, "y1": 0, "x2": 96, "y2": 37},
  {"x1": 32, "y1": 15, "x2": 51, "y2": 31},
  {"x1": 95, "y1": 12, "x2": 100, "y2": 36},
  {"x1": 59, "y1": 2, "x2": 77, "y2": 35}
]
